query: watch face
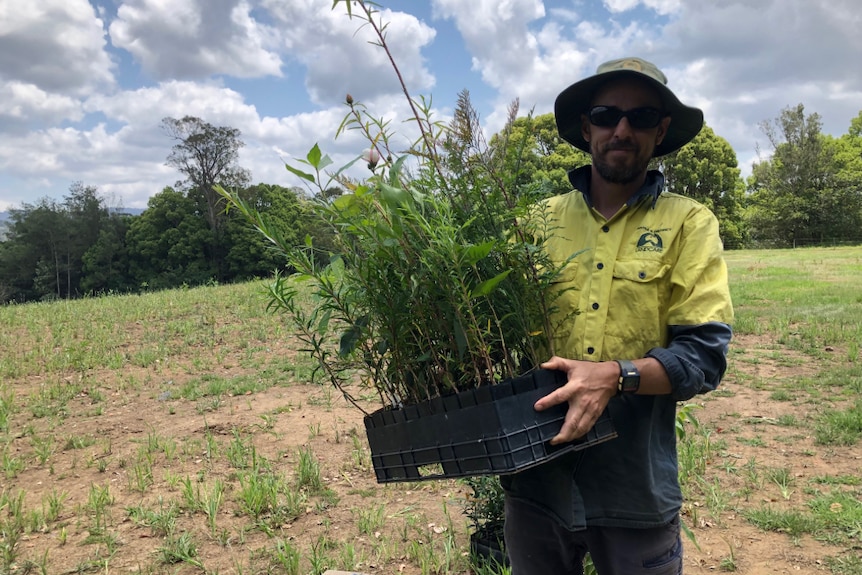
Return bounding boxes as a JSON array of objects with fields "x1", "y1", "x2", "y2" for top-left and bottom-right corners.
[
  {"x1": 617, "y1": 360, "x2": 640, "y2": 393},
  {"x1": 621, "y1": 376, "x2": 639, "y2": 392}
]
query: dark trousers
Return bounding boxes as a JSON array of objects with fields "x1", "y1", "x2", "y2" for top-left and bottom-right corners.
[{"x1": 504, "y1": 496, "x2": 683, "y2": 575}]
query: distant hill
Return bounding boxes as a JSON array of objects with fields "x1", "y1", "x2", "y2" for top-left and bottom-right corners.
[{"x1": 112, "y1": 208, "x2": 145, "y2": 217}]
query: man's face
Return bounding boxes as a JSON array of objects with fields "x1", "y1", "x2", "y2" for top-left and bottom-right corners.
[{"x1": 581, "y1": 77, "x2": 671, "y2": 185}]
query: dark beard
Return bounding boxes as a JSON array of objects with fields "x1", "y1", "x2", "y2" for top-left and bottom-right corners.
[{"x1": 592, "y1": 141, "x2": 650, "y2": 184}]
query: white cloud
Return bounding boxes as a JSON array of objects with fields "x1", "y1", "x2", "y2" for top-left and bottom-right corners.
[
  {"x1": 263, "y1": 0, "x2": 437, "y2": 107},
  {"x1": 430, "y1": 0, "x2": 658, "y2": 139},
  {"x1": 0, "y1": 124, "x2": 164, "y2": 211},
  {"x1": 0, "y1": 81, "x2": 261, "y2": 209},
  {"x1": 2, "y1": 0, "x2": 862, "y2": 211},
  {"x1": 654, "y1": 0, "x2": 862, "y2": 171},
  {"x1": 603, "y1": 0, "x2": 680, "y2": 16},
  {"x1": 109, "y1": 0, "x2": 282, "y2": 79},
  {"x1": 432, "y1": 0, "x2": 546, "y2": 87},
  {"x1": 85, "y1": 80, "x2": 260, "y2": 131},
  {"x1": 431, "y1": 0, "x2": 861, "y2": 177},
  {"x1": 660, "y1": 0, "x2": 862, "y2": 87},
  {"x1": 0, "y1": 74, "x2": 409, "y2": 209},
  {"x1": 0, "y1": 0, "x2": 114, "y2": 95},
  {"x1": 0, "y1": 82, "x2": 84, "y2": 133}
]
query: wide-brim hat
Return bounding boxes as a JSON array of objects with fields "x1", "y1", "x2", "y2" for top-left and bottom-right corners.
[{"x1": 555, "y1": 57, "x2": 704, "y2": 157}]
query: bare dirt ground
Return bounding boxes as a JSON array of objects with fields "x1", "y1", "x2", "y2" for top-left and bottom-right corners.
[
  {"x1": 3, "y1": 331, "x2": 860, "y2": 574},
  {"x1": 681, "y1": 334, "x2": 862, "y2": 574}
]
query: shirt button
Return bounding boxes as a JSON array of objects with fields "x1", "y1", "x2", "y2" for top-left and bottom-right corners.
[
  {"x1": 596, "y1": 262, "x2": 604, "y2": 270},
  {"x1": 602, "y1": 225, "x2": 610, "y2": 233},
  {"x1": 587, "y1": 347, "x2": 595, "y2": 354},
  {"x1": 638, "y1": 271, "x2": 646, "y2": 279},
  {"x1": 592, "y1": 302, "x2": 599, "y2": 310}
]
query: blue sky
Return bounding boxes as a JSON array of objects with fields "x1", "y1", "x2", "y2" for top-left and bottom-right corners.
[{"x1": 1, "y1": 0, "x2": 861, "y2": 211}]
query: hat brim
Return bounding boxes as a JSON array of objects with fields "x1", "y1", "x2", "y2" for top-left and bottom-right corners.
[{"x1": 554, "y1": 70, "x2": 704, "y2": 157}]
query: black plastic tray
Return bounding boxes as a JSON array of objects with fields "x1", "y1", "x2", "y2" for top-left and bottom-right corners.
[{"x1": 364, "y1": 368, "x2": 617, "y2": 482}]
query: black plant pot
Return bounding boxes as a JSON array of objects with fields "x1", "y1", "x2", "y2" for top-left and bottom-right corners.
[
  {"x1": 470, "y1": 524, "x2": 508, "y2": 570},
  {"x1": 363, "y1": 368, "x2": 617, "y2": 483}
]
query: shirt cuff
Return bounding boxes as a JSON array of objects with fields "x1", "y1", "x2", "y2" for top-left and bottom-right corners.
[{"x1": 645, "y1": 322, "x2": 732, "y2": 401}]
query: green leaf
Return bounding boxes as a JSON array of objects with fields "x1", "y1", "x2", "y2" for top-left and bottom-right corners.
[
  {"x1": 285, "y1": 163, "x2": 315, "y2": 183},
  {"x1": 452, "y1": 318, "x2": 467, "y2": 360},
  {"x1": 334, "y1": 155, "x2": 362, "y2": 177},
  {"x1": 339, "y1": 325, "x2": 361, "y2": 358},
  {"x1": 379, "y1": 183, "x2": 412, "y2": 208},
  {"x1": 463, "y1": 241, "x2": 495, "y2": 266},
  {"x1": 307, "y1": 143, "x2": 322, "y2": 167},
  {"x1": 680, "y1": 519, "x2": 701, "y2": 551},
  {"x1": 376, "y1": 339, "x2": 389, "y2": 355},
  {"x1": 317, "y1": 309, "x2": 332, "y2": 335},
  {"x1": 317, "y1": 154, "x2": 333, "y2": 171},
  {"x1": 332, "y1": 192, "x2": 363, "y2": 215},
  {"x1": 333, "y1": 0, "x2": 350, "y2": 16},
  {"x1": 389, "y1": 154, "x2": 409, "y2": 186},
  {"x1": 471, "y1": 269, "x2": 513, "y2": 298}
]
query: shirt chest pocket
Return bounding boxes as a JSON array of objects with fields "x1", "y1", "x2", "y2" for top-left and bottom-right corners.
[
  {"x1": 606, "y1": 259, "x2": 672, "y2": 343},
  {"x1": 612, "y1": 259, "x2": 670, "y2": 283}
]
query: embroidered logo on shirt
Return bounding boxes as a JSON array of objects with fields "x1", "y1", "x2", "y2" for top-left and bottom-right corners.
[{"x1": 636, "y1": 230, "x2": 665, "y2": 253}]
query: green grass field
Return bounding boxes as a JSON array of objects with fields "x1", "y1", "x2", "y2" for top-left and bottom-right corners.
[{"x1": 0, "y1": 246, "x2": 860, "y2": 574}]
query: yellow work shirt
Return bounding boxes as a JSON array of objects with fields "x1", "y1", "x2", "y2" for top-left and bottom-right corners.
[
  {"x1": 501, "y1": 167, "x2": 734, "y2": 530},
  {"x1": 543, "y1": 178, "x2": 734, "y2": 364}
]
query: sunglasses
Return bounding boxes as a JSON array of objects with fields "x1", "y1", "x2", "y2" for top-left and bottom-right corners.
[{"x1": 588, "y1": 106, "x2": 666, "y2": 130}]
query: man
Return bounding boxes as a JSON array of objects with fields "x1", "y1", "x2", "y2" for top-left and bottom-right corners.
[{"x1": 501, "y1": 57, "x2": 734, "y2": 574}]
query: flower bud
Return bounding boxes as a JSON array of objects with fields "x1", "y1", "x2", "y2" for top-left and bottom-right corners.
[
  {"x1": 346, "y1": 93, "x2": 354, "y2": 105},
  {"x1": 362, "y1": 148, "x2": 381, "y2": 170}
]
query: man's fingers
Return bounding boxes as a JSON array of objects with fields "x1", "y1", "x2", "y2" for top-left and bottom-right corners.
[
  {"x1": 540, "y1": 356, "x2": 566, "y2": 370},
  {"x1": 533, "y1": 392, "x2": 560, "y2": 411},
  {"x1": 534, "y1": 388, "x2": 564, "y2": 411},
  {"x1": 550, "y1": 426, "x2": 587, "y2": 445},
  {"x1": 536, "y1": 358, "x2": 605, "y2": 443},
  {"x1": 550, "y1": 410, "x2": 598, "y2": 445}
]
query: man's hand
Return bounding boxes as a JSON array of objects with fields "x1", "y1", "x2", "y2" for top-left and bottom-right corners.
[{"x1": 535, "y1": 356, "x2": 619, "y2": 445}]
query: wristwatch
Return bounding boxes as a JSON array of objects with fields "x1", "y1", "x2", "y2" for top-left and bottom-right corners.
[{"x1": 616, "y1": 359, "x2": 640, "y2": 394}]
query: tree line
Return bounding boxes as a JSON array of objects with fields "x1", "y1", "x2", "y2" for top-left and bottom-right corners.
[
  {"x1": 1, "y1": 104, "x2": 861, "y2": 304},
  {"x1": 0, "y1": 116, "x2": 336, "y2": 304}
]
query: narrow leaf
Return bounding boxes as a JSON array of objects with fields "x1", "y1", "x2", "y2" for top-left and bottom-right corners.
[
  {"x1": 389, "y1": 154, "x2": 409, "y2": 186},
  {"x1": 317, "y1": 309, "x2": 332, "y2": 335},
  {"x1": 334, "y1": 155, "x2": 362, "y2": 177},
  {"x1": 285, "y1": 163, "x2": 315, "y2": 183},
  {"x1": 471, "y1": 269, "x2": 513, "y2": 298},
  {"x1": 452, "y1": 318, "x2": 467, "y2": 360}
]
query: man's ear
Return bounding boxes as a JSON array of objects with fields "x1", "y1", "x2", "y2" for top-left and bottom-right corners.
[
  {"x1": 581, "y1": 114, "x2": 591, "y2": 144},
  {"x1": 655, "y1": 116, "x2": 671, "y2": 146}
]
